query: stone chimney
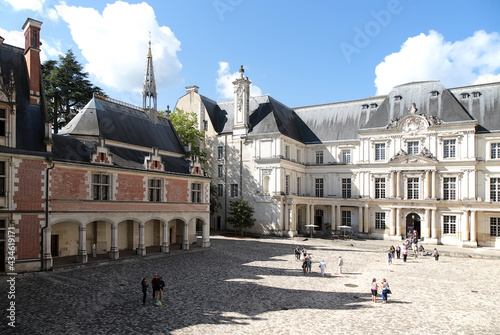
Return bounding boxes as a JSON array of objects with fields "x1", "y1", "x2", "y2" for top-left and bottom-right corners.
[
  {"x1": 22, "y1": 18, "x2": 43, "y2": 105},
  {"x1": 232, "y1": 65, "x2": 251, "y2": 136},
  {"x1": 186, "y1": 85, "x2": 199, "y2": 94}
]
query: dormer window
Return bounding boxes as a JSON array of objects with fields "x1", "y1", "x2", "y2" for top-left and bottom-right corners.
[
  {"x1": 461, "y1": 93, "x2": 470, "y2": 99},
  {"x1": 430, "y1": 91, "x2": 439, "y2": 97},
  {"x1": 394, "y1": 95, "x2": 402, "y2": 101},
  {"x1": 473, "y1": 92, "x2": 481, "y2": 98},
  {"x1": 362, "y1": 104, "x2": 369, "y2": 109},
  {"x1": 0, "y1": 109, "x2": 6, "y2": 136},
  {"x1": 370, "y1": 103, "x2": 378, "y2": 109}
]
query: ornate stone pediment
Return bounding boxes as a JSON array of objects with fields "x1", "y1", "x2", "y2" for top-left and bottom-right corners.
[
  {"x1": 390, "y1": 146, "x2": 437, "y2": 163},
  {"x1": 387, "y1": 112, "x2": 442, "y2": 133}
]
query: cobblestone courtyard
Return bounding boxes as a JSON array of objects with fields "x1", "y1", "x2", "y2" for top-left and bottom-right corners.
[{"x1": 1, "y1": 235, "x2": 499, "y2": 335}]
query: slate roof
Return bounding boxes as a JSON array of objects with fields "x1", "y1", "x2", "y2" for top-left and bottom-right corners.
[
  {"x1": 0, "y1": 42, "x2": 46, "y2": 153},
  {"x1": 201, "y1": 80, "x2": 500, "y2": 144},
  {"x1": 59, "y1": 96, "x2": 186, "y2": 155}
]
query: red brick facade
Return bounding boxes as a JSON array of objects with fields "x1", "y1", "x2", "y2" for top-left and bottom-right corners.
[
  {"x1": 16, "y1": 215, "x2": 41, "y2": 259},
  {"x1": 166, "y1": 178, "x2": 189, "y2": 202},
  {"x1": 51, "y1": 167, "x2": 88, "y2": 200},
  {"x1": 14, "y1": 159, "x2": 45, "y2": 211},
  {"x1": 115, "y1": 174, "x2": 145, "y2": 201}
]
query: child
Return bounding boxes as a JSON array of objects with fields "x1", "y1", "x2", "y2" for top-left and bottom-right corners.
[{"x1": 319, "y1": 260, "x2": 326, "y2": 276}]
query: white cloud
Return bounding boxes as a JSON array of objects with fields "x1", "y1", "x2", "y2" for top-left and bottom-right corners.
[
  {"x1": 4, "y1": 0, "x2": 45, "y2": 12},
  {"x1": 374, "y1": 30, "x2": 500, "y2": 95},
  {"x1": 55, "y1": 1, "x2": 182, "y2": 96},
  {"x1": 216, "y1": 61, "x2": 263, "y2": 99},
  {"x1": 0, "y1": 27, "x2": 57, "y2": 63}
]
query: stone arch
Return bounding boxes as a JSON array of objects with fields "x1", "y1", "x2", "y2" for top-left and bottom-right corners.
[
  {"x1": 117, "y1": 219, "x2": 141, "y2": 253},
  {"x1": 85, "y1": 219, "x2": 114, "y2": 256},
  {"x1": 50, "y1": 220, "x2": 81, "y2": 257},
  {"x1": 144, "y1": 218, "x2": 163, "y2": 250}
]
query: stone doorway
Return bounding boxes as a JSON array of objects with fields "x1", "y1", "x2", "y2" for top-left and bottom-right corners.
[{"x1": 406, "y1": 213, "x2": 421, "y2": 238}]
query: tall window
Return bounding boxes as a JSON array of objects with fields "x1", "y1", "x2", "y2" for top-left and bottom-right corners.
[
  {"x1": 230, "y1": 184, "x2": 238, "y2": 198},
  {"x1": 0, "y1": 109, "x2": 5, "y2": 137},
  {"x1": 443, "y1": 215, "x2": 456, "y2": 234},
  {"x1": 342, "y1": 150, "x2": 351, "y2": 164},
  {"x1": 285, "y1": 145, "x2": 290, "y2": 159},
  {"x1": 443, "y1": 177, "x2": 456, "y2": 200},
  {"x1": 316, "y1": 151, "x2": 323, "y2": 164},
  {"x1": 407, "y1": 141, "x2": 419, "y2": 154},
  {"x1": 191, "y1": 183, "x2": 202, "y2": 203},
  {"x1": 217, "y1": 146, "x2": 224, "y2": 159},
  {"x1": 375, "y1": 178, "x2": 385, "y2": 199},
  {"x1": 443, "y1": 139, "x2": 456, "y2": 158},
  {"x1": 297, "y1": 177, "x2": 301, "y2": 196},
  {"x1": 490, "y1": 217, "x2": 500, "y2": 237},
  {"x1": 492, "y1": 143, "x2": 500, "y2": 159},
  {"x1": 148, "y1": 179, "x2": 162, "y2": 202},
  {"x1": 491, "y1": 178, "x2": 500, "y2": 202},
  {"x1": 342, "y1": 211, "x2": 351, "y2": 226},
  {"x1": 263, "y1": 176, "x2": 270, "y2": 193},
  {"x1": 315, "y1": 178, "x2": 324, "y2": 197},
  {"x1": 375, "y1": 143, "x2": 385, "y2": 161},
  {"x1": 285, "y1": 175, "x2": 290, "y2": 195},
  {"x1": 217, "y1": 165, "x2": 223, "y2": 178},
  {"x1": 217, "y1": 184, "x2": 224, "y2": 197},
  {"x1": 342, "y1": 178, "x2": 351, "y2": 198},
  {"x1": 92, "y1": 173, "x2": 110, "y2": 200},
  {"x1": 0, "y1": 161, "x2": 5, "y2": 196},
  {"x1": 407, "y1": 177, "x2": 419, "y2": 200},
  {"x1": 0, "y1": 219, "x2": 5, "y2": 246},
  {"x1": 297, "y1": 150, "x2": 301, "y2": 163},
  {"x1": 375, "y1": 212, "x2": 386, "y2": 229}
]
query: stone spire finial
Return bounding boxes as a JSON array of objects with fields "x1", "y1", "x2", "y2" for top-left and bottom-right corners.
[{"x1": 143, "y1": 36, "x2": 157, "y2": 113}]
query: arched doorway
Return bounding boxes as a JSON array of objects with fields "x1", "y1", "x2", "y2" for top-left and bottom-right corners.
[{"x1": 405, "y1": 213, "x2": 421, "y2": 238}]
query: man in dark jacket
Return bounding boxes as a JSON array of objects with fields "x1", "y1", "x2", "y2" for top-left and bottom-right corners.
[
  {"x1": 151, "y1": 274, "x2": 159, "y2": 302},
  {"x1": 156, "y1": 276, "x2": 165, "y2": 304}
]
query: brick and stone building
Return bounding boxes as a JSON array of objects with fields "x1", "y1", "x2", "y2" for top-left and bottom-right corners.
[
  {"x1": 176, "y1": 66, "x2": 500, "y2": 249},
  {"x1": 0, "y1": 19, "x2": 210, "y2": 273}
]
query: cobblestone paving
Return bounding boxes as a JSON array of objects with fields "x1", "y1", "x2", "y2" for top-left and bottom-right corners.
[{"x1": 1, "y1": 236, "x2": 499, "y2": 335}]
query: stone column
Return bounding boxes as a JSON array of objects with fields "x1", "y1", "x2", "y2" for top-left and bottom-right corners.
[
  {"x1": 161, "y1": 221, "x2": 169, "y2": 252},
  {"x1": 462, "y1": 210, "x2": 470, "y2": 241},
  {"x1": 390, "y1": 208, "x2": 396, "y2": 236},
  {"x1": 77, "y1": 226, "x2": 88, "y2": 263},
  {"x1": 202, "y1": 221, "x2": 210, "y2": 248},
  {"x1": 431, "y1": 209, "x2": 438, "y2": 239},
  {"x1": 425, "y1": 170, "x2": 431, "y2": 199},
  {"x1": 358, "y1": 206, "x2": 363, "y2": 233},
  {"x1": 306, "y1": 203, "x2": 310, "y2": 228},
  {"x1": 331, "y1": 205, "x2": 336, "y2": 231},
  {"x1": 396, "y1": 171, "x2": 401, "y2": 199},
  {"x1": 109, "y1": 224, "x2": 119, "y2": 260},
  {"x1": 183, "y1": 221, "x2": 190, "y2": 250},
  {"x1": 137, "y1": 222, "x2": 146, "y2": 256},
  {"x1": 310, "y1": 204, "x2": 315, "y2": 228},
  {"x1": 284, "y1": 203, "x2": 289, "y2": 232},
  {"x1": 43, "y1": 226, "x2": 53, "y2": 270},
  {"x1": 424, "y1": 208, "x2": 431, "y2": 238},
  {"x1": 432, "y1": 170, "x2": 437, "y2": 199},
  {"x1": 395, "y1": 208, "x2": 401, "y2": 237},
  {"x1": 470, "y1": 211, "x2": 477, "y2": 242},
  {"x1": 391, "y1": 171, "x2": 396, "y2": 198},
  {"x1": 288, "y1": 203, "x2": 297, "y2": 237},
  {"x1": 364, "y1": 205, "x2": 369, "y2": 233},
  {"x1": 336, "y1": 205, "x2": 341, "y2": 230}
]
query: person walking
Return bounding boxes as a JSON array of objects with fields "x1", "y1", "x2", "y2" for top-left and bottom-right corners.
[
  {"x1": 337, "y1": 255, "x2": 343, "y2": 275},
  {"x1": 433, "y1": 248, "x2": 439, "y2": 261},
  {"x1": 306, "y1": 254, "x2": 312, "y2": 274},
  {"x1": 413, "y1": 244, "x2": 418, "y2": 258},
  {"x1": 141, "y1": 278, "x2": 149, "y2": 306},
  {"x1": 389, "y1": 245, "x2": 395, "y2": 259},
  {"x1": 387, "y1": 249, "x2": 393, "y2": 265},
  {"x1": 294, "y1": 246, "x2": 300, "y2": 261},
  {"x1": 151, "y1": 274, "x2": 159, "y2": 302},
  {"x1": 402, "y1": 243, "x2": 408, "y2": 263},
  {"x1": 155, "y1": 276, "x2": 165, "y2": 306},
  {"x1": 302, "y1": 257, "x2": 308, "y2": 275},
  {"x1": 371, "y1": 278, "x2": 378, "y2": 303},
  {"x1": 381, "y1": 278, "x2": 390, "y2": 303},
  {"x1": 319, "y1": 260, "x2": 326, "y2": 276},
  {"x1": 395, "y1": 245, "x2": 401, "y2": 259}
]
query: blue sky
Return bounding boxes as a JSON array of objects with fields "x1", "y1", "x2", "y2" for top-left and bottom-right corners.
[{"x1": 1, "y1": 0, "x2": 500, "y2": 111}]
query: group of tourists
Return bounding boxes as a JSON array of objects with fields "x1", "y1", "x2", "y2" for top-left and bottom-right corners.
[
  {"x1": 294, "y1": 245, "x2": 343, "y2": 276},
  {"x1": 141, "y1": 274, "x2": 165, "y2": 306},
  {"x1": 370, "y1": 278, "x2": 391, "y2": 303},
  {"x1": 386, "y1": 230, "x2": 440, "y2": 265}
]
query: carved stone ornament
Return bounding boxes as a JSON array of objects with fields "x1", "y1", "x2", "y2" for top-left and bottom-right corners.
[
  {"x1": 387, "y1": 113, "x2": 443, "y2": 130},
  {"x1": 390, "y1": 149, "x2": 408, "y2": 161},
  {"x1": 262, "y1": 169, "x2": 272, "y2": 176}
]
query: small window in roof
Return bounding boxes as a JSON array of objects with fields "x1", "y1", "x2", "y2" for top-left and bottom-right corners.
[
  {"x1": 370, "y1": 103, "x2": 378, "y2": 108},
  {"x1": 472, "y1": 92, "x2": 481, "y2": 98},
  {"x1": 430, "y1": 91, "x2": 439, "y2": 97},
  {"x1": 394, "y1": 95, "x2": 402, "y2": 101},
  {"x1": 362, "y1": 104, "x2": 369, "y2": 109},
  {"x1": 461, "y1": 93, "x2": 470, "y2": 99}
]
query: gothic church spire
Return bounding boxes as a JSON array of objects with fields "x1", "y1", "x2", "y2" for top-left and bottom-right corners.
[{"x1": 143, "y1": 38, "x2": 157, "y2": 112}]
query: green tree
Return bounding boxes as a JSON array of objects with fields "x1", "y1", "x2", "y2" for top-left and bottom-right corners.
[
  {"x1": 226, "y1": 197, "x2": 255, "y2": 236},
  {"x1": 42, "y1": 50, "x2": 104, "y2": 133},
  {"x1": 210, "y1": 183, "x2": 222, "y2": 216},
  {"x1": 161, "y1": 107, "x2": 207, "y2": 162}
]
